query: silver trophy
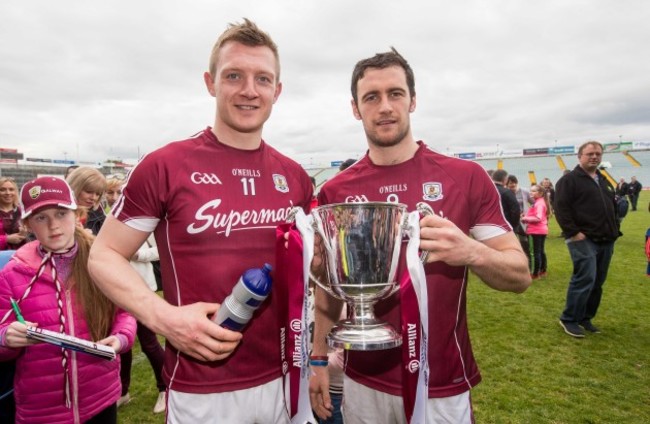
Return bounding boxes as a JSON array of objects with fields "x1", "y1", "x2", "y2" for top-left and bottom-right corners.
[{"x1": 308, "y1": 202, "x2": 414, "y2": 351}]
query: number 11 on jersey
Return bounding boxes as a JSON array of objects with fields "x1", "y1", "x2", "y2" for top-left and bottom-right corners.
[{"x1": 241, "y1": 177, "x2": 256, "y2": 196}]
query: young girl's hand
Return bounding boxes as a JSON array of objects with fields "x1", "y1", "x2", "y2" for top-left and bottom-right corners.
[
  {"x1": 4, "y1": 321, "x2": 39, "y2": 348},
  {"x1": 97, "y1": 335, "x2": 121, "y2": 352}
]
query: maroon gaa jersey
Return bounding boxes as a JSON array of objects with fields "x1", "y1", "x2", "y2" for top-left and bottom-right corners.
[
  {"x1": 317, "y1": 141, "x2": 509, "y2": 398},
  {"x1": 113, "y1": 128, "x2": 313, "y2": 393}
]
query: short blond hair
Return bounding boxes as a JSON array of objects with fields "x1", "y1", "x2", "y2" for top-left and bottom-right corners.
[{"x1": 208, "y1": 18, "x2": 280, "y2": 80}]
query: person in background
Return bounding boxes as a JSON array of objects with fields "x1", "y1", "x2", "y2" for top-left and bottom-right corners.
[
  {"x1": 507, "y1": 174, "x2": 532, "y2": 271},
  {"x1": 521, "y1": 184, "x2": 550, "y2": 279},
  {"x1": 627, "y1": 176, "x2": 642, "y2": 211},
  {"x1": 0, "y1": 176, "x2": 135, "y2": 423},
  {"x1": 0, "y1": 177, "x2": 27, "y2": 250},
  {"x1": 129, "y1": 233, "x2": 166, "y2": 414},
  {"x1": 66, "y1": 167, "x2": 107, "y2": 236},
  {"x1": 87, "y1": 18, "x2": 313, "y2": 423},
  {"x1": 339, "y1": 158, "x2": 356, "y2": 172},
  {"x1": 64, "y1": 165, "x2": 79, "y2": 179},
  {"x1": 540, "y1": 177, "x2": 555, "y2": 214},
  {"x1": 492, "y1": 169, "x2": 520, "y2": 232},
  {"x1": 615, "y1": 177, "x2": 628, "y2": 197},
  {"x1": 103, "y1": 176, "x2": 125, "y2": 214},
  {"x1": 555, "y1": 141, "x2": 620, "y2": 338},
  {"x1": 310, "y1": 47, "x2": 530, "y2": 423}
]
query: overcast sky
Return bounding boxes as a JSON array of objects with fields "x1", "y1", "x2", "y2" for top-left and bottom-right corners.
[{"x1": 1, "y1": 0, "x2": 649, "y2": 166}]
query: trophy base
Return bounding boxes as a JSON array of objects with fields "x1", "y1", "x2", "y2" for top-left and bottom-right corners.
[{"x1": 327, "y1": 322, "x2": 402, "y2": 351}]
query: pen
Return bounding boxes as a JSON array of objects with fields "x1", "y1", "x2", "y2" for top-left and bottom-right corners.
[{"x1": 10, "y1": 298, "x2": 26, "y2": 324}]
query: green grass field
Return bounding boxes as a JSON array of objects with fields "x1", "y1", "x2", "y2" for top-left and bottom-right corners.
[{"x1": 120, "y1": 192, "x2": 649, "y2": 424}]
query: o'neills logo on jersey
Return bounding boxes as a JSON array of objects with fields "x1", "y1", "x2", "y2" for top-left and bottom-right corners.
[
  {"x1": 422, "y1": 182, "x2": 443, "y2": 201},
  {"x1": 273, "y1": 174, "x2": 289, "y2": 193},
  {"x1": 186, "y1": 199, "x2": 293, "y2": 236}
]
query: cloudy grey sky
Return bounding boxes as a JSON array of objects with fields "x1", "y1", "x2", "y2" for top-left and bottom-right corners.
[{"x1": 1, "y1": 0, "x2": 649, "y2": 166}]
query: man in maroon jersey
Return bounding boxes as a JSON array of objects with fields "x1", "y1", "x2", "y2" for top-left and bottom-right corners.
[
  {"x1": 88, "y1": 19, "x2": 312, "y2": 422},
  {"x1": 309, "y1": 48, "x2": 531, "y2": 423}
]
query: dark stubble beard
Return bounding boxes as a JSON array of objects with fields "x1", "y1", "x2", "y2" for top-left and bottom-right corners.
[{"x1": 367, "y1": 123, "x2": 411, "y2": 149}]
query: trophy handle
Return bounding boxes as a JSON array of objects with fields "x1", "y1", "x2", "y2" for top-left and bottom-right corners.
[
  {"x1": 416, "y1": 202, "x2": 434, "y2": 264},
  {"x1": 287, "y1": 206, "x2": 345, "y2": 300}
]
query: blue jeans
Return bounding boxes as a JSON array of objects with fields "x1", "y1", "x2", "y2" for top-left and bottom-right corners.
[
  {"x1": 560, "y1": 238, "x2": 614, "y2": 323},
  {"x1": 318, "y1": 392, "x2": 343, "y2": 424}
]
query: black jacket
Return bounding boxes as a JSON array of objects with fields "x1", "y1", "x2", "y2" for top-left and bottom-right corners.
[
  {"x1": 495, "y1": 183, "x2": 521, "y2": 231},
  {"x1": 554, "y1": 165, "x2": 620, "y2": 242}
]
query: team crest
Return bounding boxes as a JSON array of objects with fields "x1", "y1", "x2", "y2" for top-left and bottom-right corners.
[
  {"x1": 29, "y1": 186, "x2": 42, "y2": 199},
  {"x1": 422, "y1": 182, "x2": 443, "y2": 201},
  {"x1": 273, "y1": 174, "x2": 289, "y2": 193}
]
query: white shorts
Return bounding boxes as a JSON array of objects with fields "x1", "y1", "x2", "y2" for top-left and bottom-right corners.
[
  {"x1": 342, "y1": 377, "x2": 473, "y2": 424},
  {"x1": 167, "y1": 377, "x2": 290, "y2": 424}
]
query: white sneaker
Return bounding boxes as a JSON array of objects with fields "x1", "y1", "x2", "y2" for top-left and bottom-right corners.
[
  {"x1": 153, "y1": 391, "x2": 166, "y2": 414},
  {"x1": 117, "y1": 393, "x2": 131, "y2": 408}
]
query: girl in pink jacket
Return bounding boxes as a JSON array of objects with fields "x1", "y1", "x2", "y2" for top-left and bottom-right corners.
[
  {"x1": 521, "y1": 184, "x2": 550, "y2": 279},
  {"x1": 0, "y1": 177, "x2": 136, "y2": 424}
]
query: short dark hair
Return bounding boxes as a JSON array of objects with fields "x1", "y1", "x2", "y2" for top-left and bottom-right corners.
[
  {"x1": 492, "y1": 169, "x2": 508, "y2": 183},
  {"x1": 507, "y1": 175, "x2": 518, "y2": 184},
  {"x1": 351, "y1": 47, "x2": 415, "y2": 105},
  {"x1": 339, "y1": 158, "x2": 356, "y2": 172}
]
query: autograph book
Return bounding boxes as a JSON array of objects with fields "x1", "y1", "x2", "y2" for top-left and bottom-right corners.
[{"x1": 26, "y1": 326, "x2": 116, "y2": 361}]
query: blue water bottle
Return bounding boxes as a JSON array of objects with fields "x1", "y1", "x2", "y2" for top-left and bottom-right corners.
[{"x1": 214, "y1": 264, "x2": 273, "y2": 331}]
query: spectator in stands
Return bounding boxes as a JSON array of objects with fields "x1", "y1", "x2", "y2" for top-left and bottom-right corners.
[
  {"x1": 540, "y1": 177, "x2": 555, "y2": 213},
  {"x1": 66, "y1": 167, "x2": 107, "y2": 236},
  {"x1": 616, "y1": 178, "x2": 629, "y2": 197},
  {"x1": 521, "y1": 184, "x2": 550, "y2": 279},
  {"x1": 555, "y1": 141, "x2": 620, "y2": 338},
  {"x1": 507, "y1": 174, "x2": 532, "y2": 271},
  {"x1": 0, "y1": 178, "x2": 27, "y2": 250},
  {"x1": 492, "y1": 169, "x2": 520, "y2": 231},
  {"x1": 627, "y1": 176, "x2": 642, "y2": 211}
]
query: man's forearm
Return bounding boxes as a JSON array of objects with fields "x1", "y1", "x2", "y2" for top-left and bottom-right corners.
[
  {"x1": 312, "y1": 286, "x2": 343, "y2": 356},
  {"x1": 89, "y1": 247, "x2": 170, "y2": 333},
  {"x1": 469, "y1": 235, "x2": 531, "y2": 293}
]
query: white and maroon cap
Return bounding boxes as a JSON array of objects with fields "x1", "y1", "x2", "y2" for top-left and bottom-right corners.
[{"x1": 19, "y1": 176, "x2": 78, "y2": 219}]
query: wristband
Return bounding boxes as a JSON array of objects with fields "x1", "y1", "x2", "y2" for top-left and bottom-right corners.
[
  {"x1": 309, "y1": 359, "x2": 329, "y2": 367},
  {"x1": 309, "y1": 355, "x2": 328, "y2": 361}
]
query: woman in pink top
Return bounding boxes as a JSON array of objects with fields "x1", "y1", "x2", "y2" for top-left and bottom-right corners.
[{"x1": 522, "y1": 184, "x2": 550, "y2": 279}]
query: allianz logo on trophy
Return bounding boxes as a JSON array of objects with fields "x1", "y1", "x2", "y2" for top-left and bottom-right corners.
[{"x1": 290, "y1": 201, "x2": 433, "y2": 351}]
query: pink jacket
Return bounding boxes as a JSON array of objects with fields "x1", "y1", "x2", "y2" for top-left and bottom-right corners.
[
  {"x1": 0, "y1": 241, "x2": 136, "y2": 424},
  {"x1": 522, "y1": 197, "x2": 549, "y2": 235}
]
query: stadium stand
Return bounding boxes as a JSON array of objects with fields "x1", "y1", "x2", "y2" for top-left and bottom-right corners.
[{"x1": 3, "y1": 150, "x2": 648, "y2": 194}]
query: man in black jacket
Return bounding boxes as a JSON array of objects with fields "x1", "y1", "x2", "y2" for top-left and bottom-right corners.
[
  {"x1": 554, "y1": 141, "x2": 620, "y2": 338},
  {"x1": 492, "y1": 169, "x2": 521, "y2": 232}
]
